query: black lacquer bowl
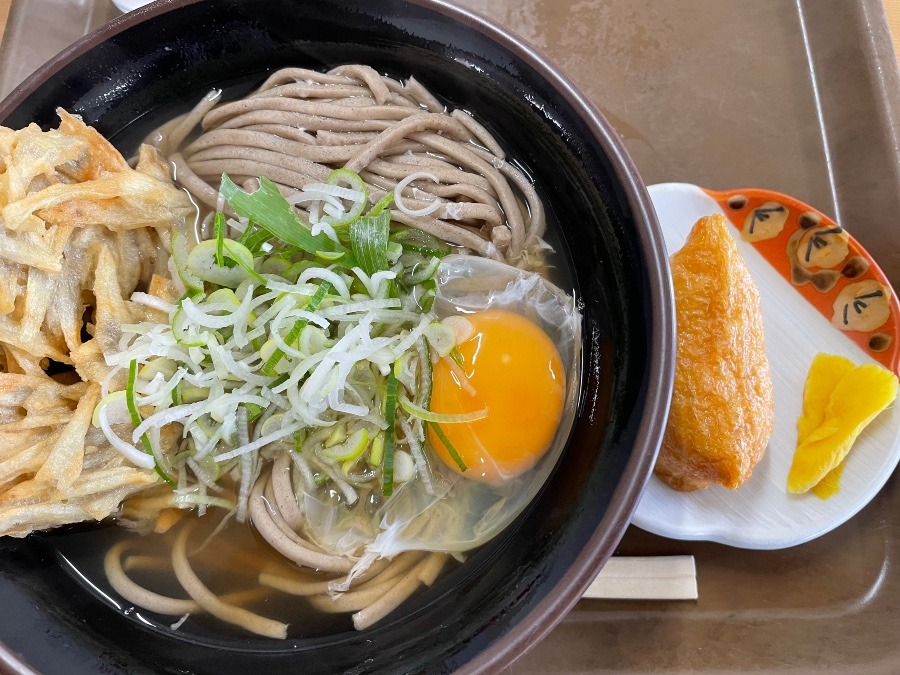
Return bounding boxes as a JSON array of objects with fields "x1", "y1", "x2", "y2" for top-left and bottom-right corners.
[{"x1": 0, "y1": 1, "x2": 674, "y2": 672}]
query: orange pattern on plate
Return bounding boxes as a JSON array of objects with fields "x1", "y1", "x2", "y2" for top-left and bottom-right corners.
[{"x1": 704, "y1": 188, "x2": 900, "y2": 374}]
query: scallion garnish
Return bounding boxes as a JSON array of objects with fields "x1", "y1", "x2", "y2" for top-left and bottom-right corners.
[
  {"x1": 429, "y1": 421, "x2": 468, "y2": 472},
  {"x1": 260, "y1": 281, "x2": 332, "y2": 376},
  {"x1": 367, "y1": 192, "x2": 394, "y2": 217},
  {"x1": 222, "y1": 240, "x2": 266, "y2": 284},
  {"x1": 382, "y1": 369, "x2": 398, "y2": 496},
  {"x1": 242, "y1": 228, "x2": 272, "y2": 256},
  {"x1": 219, "y1": 175, "x2": 356, "y2": 265},
  {"x1": 214, "y1": 212, "x2": 226, "y2": 267},
  {"x1": 105, "y1": 167, "x2": 458, "y2": 514},
  {"x1": 349, "y1": 211, "x2": 390, "y2": 275},
  {"x1": 398, "y1": 395, "x2": 487, "y2": 424},
  {"x1": 390, "y1": 228, "x2": 451, "y2": 257},
  {"x1": 449, "y1": 346, "x2": 464, "y2": 368},
  {"x1": 324, "y1": 168, "x2": 368, "y2": 226},
  {"x1": 127, "y1": 359, "x2": 176, "y2": 486}
]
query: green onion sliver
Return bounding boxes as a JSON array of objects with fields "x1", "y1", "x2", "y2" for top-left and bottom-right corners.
[
  {"x1": 237, "y1": 222, "x2": 256, "y2": 246},
  {"x1": 260, "y1": 281, "x2": 332, "y2": 376},
  {"x1": 350, "y1": 211, "x2": 390, "y2": 275},
  {"x1": 171, "y1": 231, "x2": 203, "y2": 295},
  {"x1": 125, "y1": 360, "x2": 151, "y2": 455},
  {"x1": 429, "y1": 421, "x2": 468, "y2": 472},
  {"x1": 242, "y1": 228, "x2": 272, "y2": 256},
  {"x1": 366, "y1": 192, "x2": 394, "y2": 217},
  {"x1": 390, "y1": 227, "x2": 451, "y2": 257},
  {"x1": 214, "y1": 212, "x2": 226, "y2": 267},
  {"x1": 449, "y1": 346, "x2": 464, "y2": 367},
  {"x1": 382, "y1": 369, "x2": 398, "y2": 496},
  {"x1": 127, "y1": 360, "x2": 176, "y2": 486},
  {"x1": 398, "y1": 395, "x2": 486, "y2": 424},
  {"x1": 219, "y1": 174, "x2": 356, "y2": 265},
  {"x1": 223, "y1": 240, "x2": 266, "y2": 284},
  {"x1": 402, "y1": 256, "x2": 441, "y2": 286},
  {"x1": 172, "y1": 494, "x2": 236, "y2": 510},
  {"x1": 325, "y1": 168, "x2": 369, "y2": 226}
]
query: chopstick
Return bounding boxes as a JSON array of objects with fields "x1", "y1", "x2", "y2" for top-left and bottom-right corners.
[{"x1": 582, "y1": 555, "x2": 698, "y2": 600}]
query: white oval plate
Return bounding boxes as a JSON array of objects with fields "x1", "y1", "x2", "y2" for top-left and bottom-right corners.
[{"x1": 631, "y1": 183, "x2": 900, "y2": 549}]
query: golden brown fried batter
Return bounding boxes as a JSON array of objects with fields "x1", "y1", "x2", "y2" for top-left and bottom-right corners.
[
  {"x1": 655, "y1": 215, "x2": 775, "y2": 491},
  {"x1": 0, "y1": 110, "x2": 191, "y2": 536}
]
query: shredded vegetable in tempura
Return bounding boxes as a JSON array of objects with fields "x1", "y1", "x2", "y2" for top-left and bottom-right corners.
[{"x1": 0, "y1": 110, "x2": 193, "y2": 535}]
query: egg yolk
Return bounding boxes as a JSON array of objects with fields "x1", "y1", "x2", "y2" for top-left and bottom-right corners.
[{"x1": 427, "y1": 309, "x2": 566, "y2": 485}]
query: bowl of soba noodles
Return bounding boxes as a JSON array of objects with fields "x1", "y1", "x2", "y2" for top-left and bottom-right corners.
[{"x1": 0, "y1": 0, "x2": 674, "y2": 672}]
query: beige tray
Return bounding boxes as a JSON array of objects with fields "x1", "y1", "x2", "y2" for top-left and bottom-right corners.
[{"x1": 2, "y1": 0, "x2": 900, "y2": 671}]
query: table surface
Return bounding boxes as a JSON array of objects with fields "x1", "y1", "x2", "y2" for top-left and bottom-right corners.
[{"x1": 2, "y1": 0, "x2": 900, "y2": 57}]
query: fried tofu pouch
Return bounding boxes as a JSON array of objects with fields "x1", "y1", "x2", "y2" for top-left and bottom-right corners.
[{"x1": 655, "y1": 215, "x2": 775, "y2": 491}]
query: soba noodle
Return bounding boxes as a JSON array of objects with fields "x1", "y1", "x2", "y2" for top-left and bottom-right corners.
[{"x1": 153, "y1": 65, "x2": 548, "y2": 269}]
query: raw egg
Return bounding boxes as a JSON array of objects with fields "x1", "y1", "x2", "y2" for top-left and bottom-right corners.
[{"x1": 428, "y1": 309, "x2": 566, "y2": 484}]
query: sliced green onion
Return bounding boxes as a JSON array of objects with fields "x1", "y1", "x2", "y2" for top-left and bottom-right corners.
[
  {"x1": 429, "y1": 421, "x2": 468, "y2": 472},
  {"x1": 325, "y1": 168, "x2": 369, "y2": 227},
  {"x1": 399, "y1": 395, "x2": 486, "y2": 424},
  {"x1": 205, "y1": 287, "x2": 240, "y2": 307},
  {"x1": 127, "y1": 360, "x2": 176, "y2": 486},
  {"x1": 350, "y1": 211, "x2": 390, "y2": 275},
  {"x1": 369, "y1": 431, "x2": 384, "y2": 467},
  {"x1": 219, "y1": 174, "x2": 355, "y2": 264},
  {"x1": 244, "y1": 403, "x2": 264, "y2": 423},
  {"x1": 449, "y1": 346, "x2": 465, "y2": 367},
  {"x1": 285, "y1": 260, "x2": 317, "y2": 282},
  {"x1": 91, "y1": 391, "x2": 129, "y2": 428},
  {"x1": 172, "y1": 494, "x2": 236, "y2": 510},
  {"x1": 390, "y1": 228, "x2": 451, "y2": 257},
  {"x1": 382, "y1": 369, "x2": 398, "y2": 496},
  {"x1": 315, "y1": 250, "x2": 346, "y2": 262},
  {"x1": 171, "y1": 231, "x2": 203, "y2": 294},
  {"x1": 237, "y1": 222, "x2": 256, "y2": 246},
  {"x1": 417, "y1": 278, "x2": 437, "y2": 313},
  {"x1": 324, "y1": 428, "x2": 369, "y2": 462},
  {"x1": 214, "y1": 212, "x2": 226, "y2": 267},
  {"x1": 324, "y1": 421, "x2": 348, "y2": 448},
  {"x1": 260, "y1": 282, "x2": 331, "y2": 376},
  {"x1": 401, "y1": 255, "x2": 441, "y2": 286},
  {"x1": 178, "y1": 385, "x2": 210, "y2": 403},
  {"x1": 187, "y1": 240, "x2": 252, "y2": 288},
  {"x1": 223, "y1": 240, "x2": 267, "y2": 284},
  {"x1": 259, "y1": 256, "x2": 291, "y2": 276},
  {"x1": 125, "y1": 361, "x2": 152, "y2": 456},
  {"x1": 242, "y1": 227, "x2": 273, "y2": 256},
  {"x1": 139, "y1": 357, "x2": 177, "y2": 381},
  {"x1": 194, "y1": 453, "x2": 221, "y2": 482},
  {"x1": 171, "y1": 302, "x2": 207, "y2": 347},
  {"x1": 367, "y1": 192, "x2": 394, "y2": 217},
  {"x1": 424, "y1": 321, "x2": 456, "y2": 357}
]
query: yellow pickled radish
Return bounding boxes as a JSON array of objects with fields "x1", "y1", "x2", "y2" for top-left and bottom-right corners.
[
  {"x1": 796, "y1": 353, "x2": 855, "y2": 443},
  {"x1": 810, "y1": 463, "x2": 845, "y2": 500},
  {"x1": 787, "y1": 357, "x2": 898, "y2": 494},
  {"x1": 796, "y1": 355, "x2": 854, "y2": 499}
]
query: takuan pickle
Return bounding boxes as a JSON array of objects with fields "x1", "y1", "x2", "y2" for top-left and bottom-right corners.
[{"x1": 788, "y1": 353, "x2": 898, "y2": 495}]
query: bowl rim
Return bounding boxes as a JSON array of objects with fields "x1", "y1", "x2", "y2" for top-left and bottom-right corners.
[{"x1": 0, "y1": 0, "x2": 675, "y2": 671}]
